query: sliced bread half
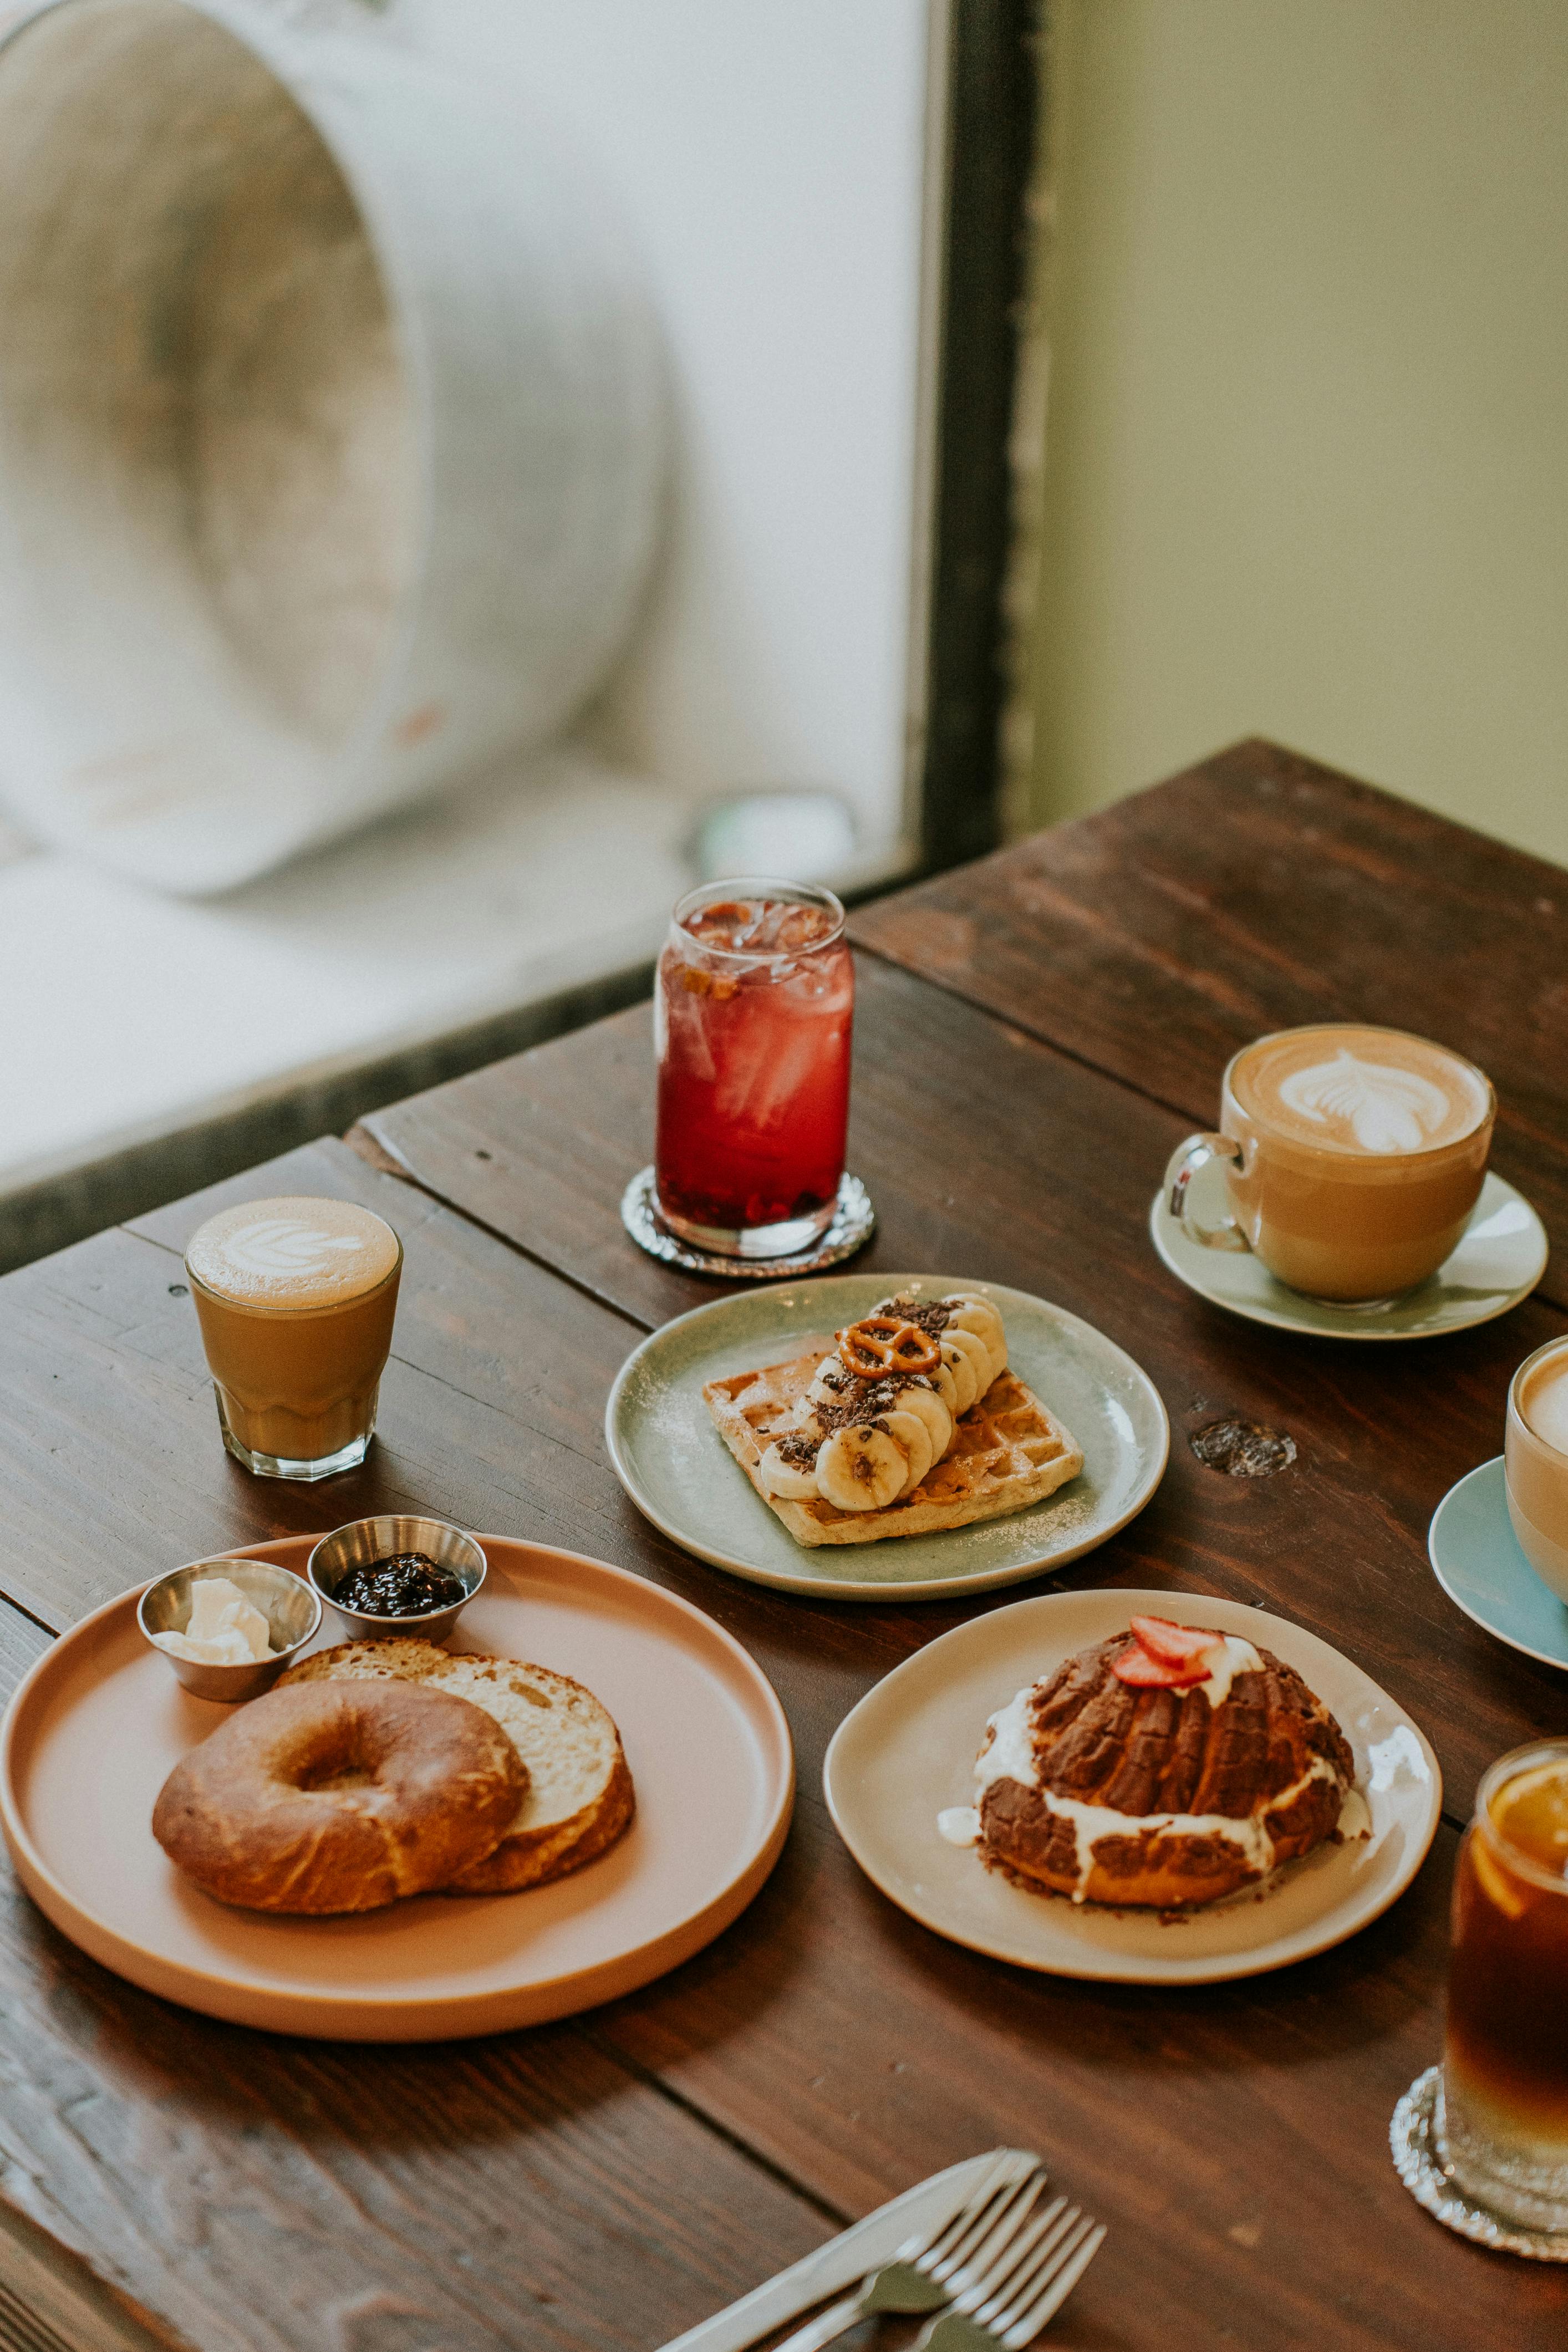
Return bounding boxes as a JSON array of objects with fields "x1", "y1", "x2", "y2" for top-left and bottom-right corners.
[
  {"x1": 277, "y1": 1637, "x2": 633, "y2": 1892},
  {"x1": 424, "y1": 1654, "x2": 634, "y2": 1893}
]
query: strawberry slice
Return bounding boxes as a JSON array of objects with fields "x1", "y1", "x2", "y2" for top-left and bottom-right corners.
[
  {"x1": 1111, "y1": 1641, "x2": 1213, "y2": 1689},
  {"x1": 1129, "y1": 1615, "x2": 1224, "y2": 1667}
]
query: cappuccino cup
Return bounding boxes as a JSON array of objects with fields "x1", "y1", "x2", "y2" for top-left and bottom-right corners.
[
  {"x1": 185, "y1": 1196, "x2": 403, "y2": 1480},
  {"x1": 1505, "y1": 1338, "x2": 1568, "y2": 1603},
  {"x1": 1165, "y1": 1023, "x2": 1494, "y2": 1304}
]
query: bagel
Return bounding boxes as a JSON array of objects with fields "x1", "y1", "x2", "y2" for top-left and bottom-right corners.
[
  {"x1": 280, "y1": 1639, "x2": 634, "y2": 1893},
  {"x1": 151, "y1": 1680, "x2": 526, "y2": 1914}
]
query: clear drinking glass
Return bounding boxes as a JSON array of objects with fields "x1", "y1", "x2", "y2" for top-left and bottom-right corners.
[
  {"x1": 653, "y1": 877, "x2": 853, "y2": 1258},
  {"x1": 184, "y1": 1197, "x2": 403, "y2": 1480},
  {"x1": 1438, "y1": 1738, "x2": 1568, "y2": 2232}
]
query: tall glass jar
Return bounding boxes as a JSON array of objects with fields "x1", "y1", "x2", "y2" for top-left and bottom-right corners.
[{"x1": 653, "y1": 877, "x2": 853, "y2": 1259}]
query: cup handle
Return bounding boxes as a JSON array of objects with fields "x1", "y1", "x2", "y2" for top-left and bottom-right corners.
[{"x1": 1164, "y1": 1133, "x2": 1248, "y2": 1251}]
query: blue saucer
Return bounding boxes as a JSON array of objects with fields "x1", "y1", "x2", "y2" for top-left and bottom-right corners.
[{"x1": 1429, "y1": 1457, "x2": 1568, "y2": 1671}]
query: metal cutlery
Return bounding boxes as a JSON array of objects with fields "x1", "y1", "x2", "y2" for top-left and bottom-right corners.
[
  {"x1": 771, "y1": 2152, "x2": 1056, "y2": 2352},
  {"x1": 915, "y1": 2188, "x2": 1105, "y2": 2351},
  {"x1": 653, "y1": 2149, "x2": 1042, "y2": 2352}
]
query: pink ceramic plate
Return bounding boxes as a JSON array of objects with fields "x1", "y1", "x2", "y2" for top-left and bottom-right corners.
[{"x1": 0, "y1": 1537, "x2": 793, "y2": 2041}]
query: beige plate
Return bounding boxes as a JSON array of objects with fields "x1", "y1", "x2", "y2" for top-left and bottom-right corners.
[
  {"x1": 0, "y1": 1537, "x2": 793, "y2": 2041},
  {"x1": 823, "y1": 1589, "x2": 1441, "y2": 1985}
]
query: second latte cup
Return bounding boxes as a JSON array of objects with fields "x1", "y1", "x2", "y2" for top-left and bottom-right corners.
[
  {"x1": 1505, "y1": 1338, "x2": 1568, "y2": 1603},
  {"x1": 1165, "y1": 1022, "x2": 1495, "y2": 1305}
]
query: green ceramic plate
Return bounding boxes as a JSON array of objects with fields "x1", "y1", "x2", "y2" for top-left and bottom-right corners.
[
  {"x1": 604, "y1": 1274, "x2": 1169, "y2": 1601},
  {"x1": 1149, "y1": 1165, "x2": 1547, "y2": 1341}
]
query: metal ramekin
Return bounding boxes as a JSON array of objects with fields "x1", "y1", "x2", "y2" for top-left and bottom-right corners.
[
  {"x1": 306, "y1": 1514, "x2": 486, "y2": 1645},
  {"x1": 138, "y1": 1558, "x2": 323, "y2": 1702}
]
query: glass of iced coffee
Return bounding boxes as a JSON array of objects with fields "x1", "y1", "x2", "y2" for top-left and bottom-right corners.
[
  {"x1": 184, "y1": 1196, "x2": 403, "y2": 1480},
  {"x1": 1439, "y1": 1739, "x2": 1568, "y2": 2234}
]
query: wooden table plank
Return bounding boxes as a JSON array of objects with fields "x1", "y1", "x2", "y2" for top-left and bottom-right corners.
[
  {"x1": 848, "y1": 739, "x2": 1568, "y2": 1306},
  {"x1": 4, "y1": 1153, "x2": 1564, "y2": 2345},
  {"x1": 360, "y1": 960, "x2": 1568, "y2": 1821}
]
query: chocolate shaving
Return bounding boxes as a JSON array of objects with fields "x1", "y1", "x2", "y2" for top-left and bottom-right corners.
[
  {"x1": 812, "y1": 1373, "x2": 930, "y2": 1435},
  {"x1": 769, "y1": 1351, "x2": 945, "y2": 1468},
  {"x1": 874, "y1": 1294, "x2": 953, "y2": 1339}
]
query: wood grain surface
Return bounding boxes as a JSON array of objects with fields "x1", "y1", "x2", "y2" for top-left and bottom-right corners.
[
  {"x1": 4, "y1": 750, "x2": 1567, "y2": 2350},
  {"x1": 849, "y1": 739, "x2": 1568, "y2": 1306},
  {"x1": 3, "y1": 1143, "x2": 1562, "y2": 2348}
]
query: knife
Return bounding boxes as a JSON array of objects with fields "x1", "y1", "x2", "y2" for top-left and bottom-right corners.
[{"x1": 655, "y1": 2147, "x2": 1042, "y2": 2352}]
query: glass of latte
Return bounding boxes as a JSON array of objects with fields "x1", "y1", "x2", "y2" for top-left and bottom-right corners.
[
  {"x1": 1166, "y1": 1023, "x2": 1494, "y2": 1304},
  {"x1": 184, "y1": 1197, "x2": 403, "y2": 1480}
]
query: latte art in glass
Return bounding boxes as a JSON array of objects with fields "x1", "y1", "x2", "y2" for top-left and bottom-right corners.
[
  {"x1": 1276, "y1": 1050, "x2": 1454, "y2": 1154},
  {"x1": 184, "y1": 1196, "x2": 404, "y2": 1477},
  {"x1": 186, "y1": 1195, "x2": 400, "y2": 1309},
  {"x1": 220, "y1": 1219, "x2": 369, "y2": 1280}
]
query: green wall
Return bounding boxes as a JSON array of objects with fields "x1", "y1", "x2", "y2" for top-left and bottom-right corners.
[{"x1": 1028, "y1": 0, "x2": 1568, "y2": 863}]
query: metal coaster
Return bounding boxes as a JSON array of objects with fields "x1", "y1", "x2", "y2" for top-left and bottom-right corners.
[
  {"x1": 1391, "y1": 2067, "x2": 1568, "y2": 2260},
  {"x1": 620, "y1": 1168, "x2": 875, "y2": 1281}
]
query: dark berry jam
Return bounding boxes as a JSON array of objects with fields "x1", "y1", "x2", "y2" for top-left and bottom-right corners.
[{"x1": 333, "y1": 1552, "x2": 466, "y2": 1617}]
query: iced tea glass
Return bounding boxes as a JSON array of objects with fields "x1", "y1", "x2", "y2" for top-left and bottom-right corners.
[
  {"x1": 654, "y1": 877, "x2": 853, "y2": 1258},
  {"x1": 1439, "y1": 1738, "x2": 1568, "y2": 2232}
]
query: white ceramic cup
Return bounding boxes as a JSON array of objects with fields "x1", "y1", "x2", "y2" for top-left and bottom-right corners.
[{"x1": 1505, "y1": 1337, "x2": 1568, "y2": 1603}]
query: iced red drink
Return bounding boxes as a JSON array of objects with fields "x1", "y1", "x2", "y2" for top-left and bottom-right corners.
[
  {"x1": 654, "y1": 879, "x2": 853, "y2": 1257},
  {"x1": 1439, "y1": 1739, "x2": 1568, "y2": 2231}
]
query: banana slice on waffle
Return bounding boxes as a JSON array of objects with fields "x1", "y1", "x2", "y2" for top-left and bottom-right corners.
[
  {"x1": 702, "y1": 1283, "x2": 1083, "y2": 1550},
  {"x1": 754, "y1": 1296, "x2": 1009, "y2": 1513}
]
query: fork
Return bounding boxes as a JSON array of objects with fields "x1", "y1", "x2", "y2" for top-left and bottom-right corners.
[
  {"x1": 771, "y1": 2150, "x2": 1049, "y2": 2352},
  {"x1": 915, "y1": 2190, "x2": 1105, "y2": 2351}
]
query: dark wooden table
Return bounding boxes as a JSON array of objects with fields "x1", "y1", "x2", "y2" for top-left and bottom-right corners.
[{"x1": 1, "y1": 739, "x2": 1564, "y2": 2352}]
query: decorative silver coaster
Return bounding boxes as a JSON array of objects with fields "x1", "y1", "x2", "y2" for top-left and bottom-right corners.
[
  {"x1": 620, "y1": 1167, "x2": 875, "y2": 1280},
  {"x1": 1391, "y1": 2067, "x2": 1568, "y2": 2260}
]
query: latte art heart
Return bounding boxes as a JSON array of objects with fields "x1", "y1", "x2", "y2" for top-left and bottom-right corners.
[{"x1": 1276, "y1": 1050, "x2": 1453, "y2": 1154}]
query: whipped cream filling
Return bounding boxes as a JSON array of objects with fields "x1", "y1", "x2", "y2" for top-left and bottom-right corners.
[
  {"x1": 1191, "y1": 1634, "x2": 1263, "y2": 1707},
  {"x1": 951, "y1": 1679, "x2": 1356, "y2": 1901},
  {"x1": 939, "y1": 1806, "x2": 982, "y2": 1845}
]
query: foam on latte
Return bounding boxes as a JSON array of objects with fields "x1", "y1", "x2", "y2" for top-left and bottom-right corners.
[
  {"x1": 186, "y1": 1197, "x2": 400, "y2": 1309},
  {"x1": 1521, "y1": 1347, "x2": 1568, "y2": 1459},
  {"x1": 1232, "y1": 1026, "x2": 1489, "y2": 1157}
]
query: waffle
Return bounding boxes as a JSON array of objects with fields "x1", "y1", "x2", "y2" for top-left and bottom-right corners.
[{"x1": 703, "y1": 1348, "x2": 1083, "y2": 1547}]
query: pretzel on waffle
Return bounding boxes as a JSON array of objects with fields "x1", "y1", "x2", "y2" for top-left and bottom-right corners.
[{"x1": 702, "y1": 1348, "x2": 1085, "y2": 1548}]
